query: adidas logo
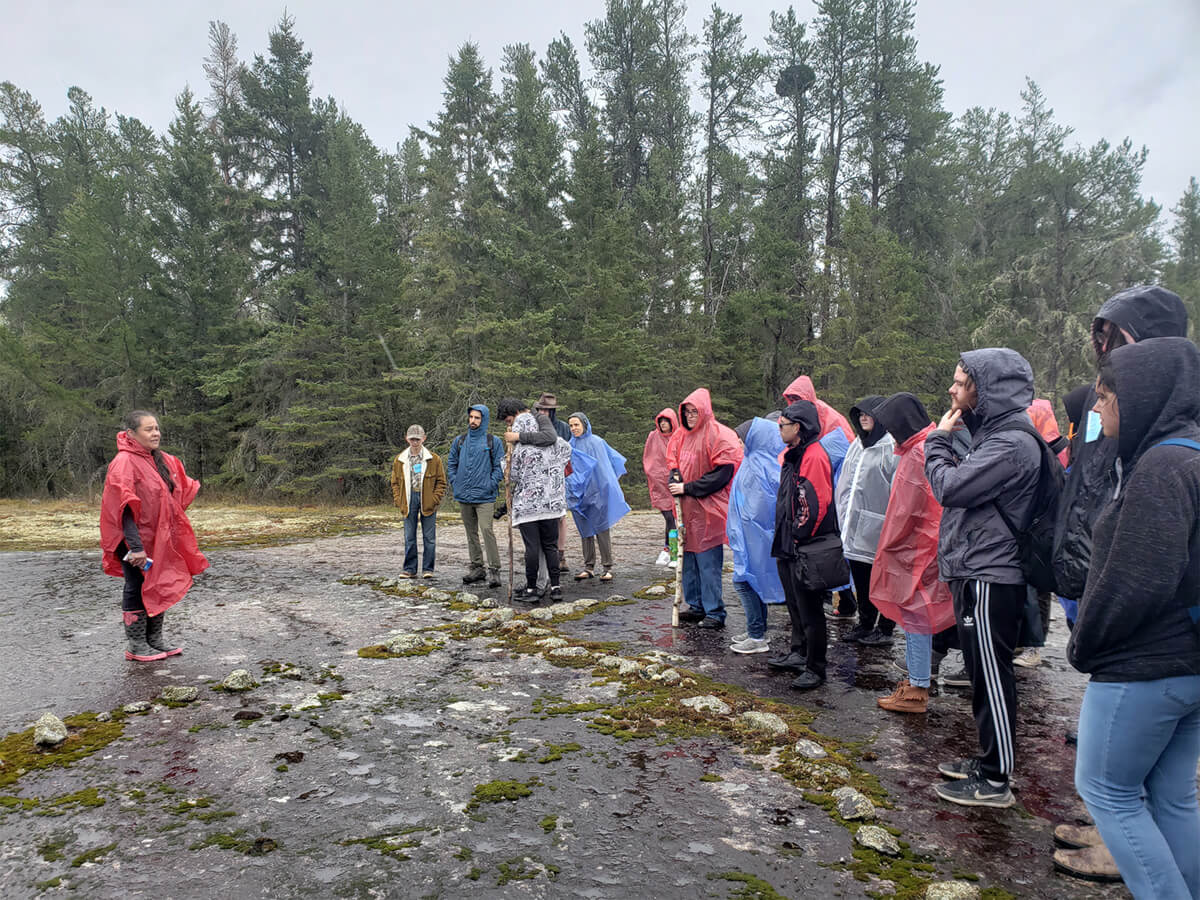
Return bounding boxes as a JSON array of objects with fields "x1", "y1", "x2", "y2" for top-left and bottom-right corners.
[{"x1": 962, "y1": 616, "x2": 974, "y2": 628}]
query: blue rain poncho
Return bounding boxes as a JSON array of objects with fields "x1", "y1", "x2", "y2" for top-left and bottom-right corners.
[
  {"x1": 726, "y1": 418, "x2": 786, "y2": 604},
  {"x1": 566, "y1": 412, "x2": 632, "y2": 538}
]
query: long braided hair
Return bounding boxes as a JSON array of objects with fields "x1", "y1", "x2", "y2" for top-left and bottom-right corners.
[{"x1": 123, "y1": 410, "x2": 176, "y2": 494}]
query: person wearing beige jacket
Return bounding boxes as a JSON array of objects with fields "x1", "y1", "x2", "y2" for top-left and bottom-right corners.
[{"x1": 391, "y1": 425, "x2": 448, "y2": 578}]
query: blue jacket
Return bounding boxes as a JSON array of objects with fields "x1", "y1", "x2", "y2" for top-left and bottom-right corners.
[
  {"x1": 727, "y1": 418, "x2": 787, "y2": 604},
  {"x1": 566, "y1": 412, "x2": 631, "y2": 537},
  {"x1": 447, "y1": 404, "x2": 505, "y2": 504}
]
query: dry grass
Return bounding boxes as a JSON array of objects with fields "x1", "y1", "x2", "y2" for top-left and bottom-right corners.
[{"x1": 0, "y1": 499, "x2": 410, "y2": 552}]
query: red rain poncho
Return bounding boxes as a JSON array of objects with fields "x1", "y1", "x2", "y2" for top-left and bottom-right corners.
[
  {"x1": 100, "y1": 431, "x2": 209, "y2": 616},
  {"x1": 1027, "y1": 398, "x2": 1069, "y2": 468},
  {"x1": 642, "y1": 408, "x2": 679, "y2": 512},
  {"x1": 666, "y1": 389, "x2": 743, "y2": 553},
  {"x1": 868, "y1": 424, "x2": 955, "y2": 635},
  {"x1": 783, "y1": 375, "x2": 855, "y2": 443}
]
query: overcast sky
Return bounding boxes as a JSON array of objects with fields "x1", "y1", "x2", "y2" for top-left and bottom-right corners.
[{"x1": 3, "y1": 0, "x2": 1197, "y2": 224}]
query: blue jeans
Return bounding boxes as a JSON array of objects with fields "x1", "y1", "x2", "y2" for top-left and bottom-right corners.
[
  {"x1": 903, "y1": 631, "x2": 933, "y2": 688},
  {"x1": 404, "y1": 493, "x2": 436, "y2": 575},
  {"x1": 733, "y1": 580, "x2": 767, "y2": 639},
  {"x1": 1075, "y1": 676, "x2": 1200, "y2": 899},
  {"x1": 682, "y1": 545, "x2": 724, "y2": 622}
]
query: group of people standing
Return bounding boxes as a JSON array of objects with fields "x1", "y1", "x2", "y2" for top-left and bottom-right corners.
[{"x1": 98, "y1": 284, "x2": 1198, "y2": 899}]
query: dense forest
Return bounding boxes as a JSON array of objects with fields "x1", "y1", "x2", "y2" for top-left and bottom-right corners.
[{"x1": 1, "y1": 1, "x2": 1196, "y2": 502}]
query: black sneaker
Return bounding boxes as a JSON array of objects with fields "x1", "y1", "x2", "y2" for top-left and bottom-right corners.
[
  {"x1": 677, "y1": 607, "x2": 706, "y2": 624},
  {"x1": 487, "y1": 572, "x2": 502, "y2": 589},
  {"x1": 934, "y1": 773, "x2": 1014, "y2": 809},
  {"x1": 790, "y1": 671, "x2": 825, "y2": 691},
  {"x1": 937, "y1": 757, "x2": 982, "y2": 781},
  {"x1": 843, "y1": 623, "x2": 873, "y2": 643},
  {"x1": 462, "y1": 571, "x2": 486, "y2": 584},
  {"x1": 824, "y1": 606, "x2": 856, "y2": 621},
  {"x1": 697, "y1": 617, "x2": 725, "y2": 629},
  {"x1": 549, "y1": 586, "x2": 563, "y2": 602},
  {"x1": 858, "y1": 627, "x2": 894, "y2": 647},
  {"x1": 516, "y1": 587, "x2": 539, "y2": 602},
  {"x1": 766, "y1": 652, "x2": 807, "y2": 671},
  {"x1": 942, "y1": 667, "x2": 972, "y2": 688}
]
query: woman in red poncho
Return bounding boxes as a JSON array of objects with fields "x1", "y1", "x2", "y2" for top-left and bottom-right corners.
[
  {"x1": 868, "y1": 393, "x2": 956, "y2": 714},
  {"x1": 642, "y1": 408, "x2": 679, "y2": 566},
  {"x1": 666, "y1": 388, "x2": 743, "y2": 627},
  {"x1": 782, "y1": 375, "x2": 855, "y2": 442},
  {"x1": 99, "y1": 410, "x2": 208, "y2": 661}
]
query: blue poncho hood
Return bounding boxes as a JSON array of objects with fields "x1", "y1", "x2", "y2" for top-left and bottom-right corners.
[
  {"x1": 566, "y1": 412, "x2": 631, "y2": 538},
  {"x1": 726, "y1": 418, "x2": 786, "y2": 603}
]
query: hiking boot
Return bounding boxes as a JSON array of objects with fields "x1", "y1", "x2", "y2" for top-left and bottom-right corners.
[
  {"x1": 934, "y1": 773, "x2": 1014, "y2": 809},
  {"x1": 516, "y1": 587, "x2": 539, "y2": 601},
  {"x1": 698, "y1": 617, "x2": 725, "y2": 629},
  {"x1": 843, "y1": 623, "x2": 873, "y2": 643},
  {"x1": 487, "y1": 570, "x2": 502, "y2": 589},
  {"x1": 790, "y1": 671, "x2": 825, "y2": 691},
  {"x1": 677, "y1": 607, "x2": 706, "y2": 624},
  {"x1": 462, "y1": 570, "x2": 486, "y2": 585},
  {"x1": 858, "y1": 627, "x2": 894, "y2": 647},
  {"x1": 549, "y1": 586, "x2": 564, "y2": 602},
  {"x1": 943, "y1": 667, "x2": 972, "y2": 688},
  {"x1": 938, "y1": 757, "x2": 982, "y2": 780},
  {"x1": 730, "y1": 637, "x2": 770, "y2": 654},
  {"x1": 1052, "y1": 845, "x2": 1123, "y2": 883},
  {"x1": 145, "y1": 612, "x2": 182, "y2": 657},
  {"x1": 1014, "y1": 647, "x2": 1042, "y2": 668},
  {"x1": 124, "y1": 611, "x2": 169, "y2": 662},
  {"x1": 767, "y1": 651, "x2": 807, "y2": 671},
  {"x1": 1054, "y1": 823, "x2": 1102, "y2": 849},
  {"x1": 877, "y1": 682, "x2": 928, "y2": 714}
]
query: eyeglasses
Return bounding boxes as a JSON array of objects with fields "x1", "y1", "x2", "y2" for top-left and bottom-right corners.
[{"x1": 778, "y1": 421, "x2": 797, "y2": 429}]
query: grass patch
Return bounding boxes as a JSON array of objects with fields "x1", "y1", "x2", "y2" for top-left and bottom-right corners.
[
  {"x1": 496, "y1": 856, "x2": 560, "y2": 886},
  {"x1": 464, "y1": 779, "x2": 538, "y2": 816},
  {"x1": 707, "y1": 871, "x2": 788, "y2": 899},
  {"x1": 0, "y1": 712, "x2": 125, "y2": 791},
  {"x1": 189, "y1": 829, "x2": 278, "y2": 855},
  {"x1": 699, "y1": 773, "x2": 724, "y2": 783},
  {"x1": 37, "y1": 831, "x2": 75, "y2": 862},
  {"x1": 536, "y1": 742, "x2": 581, "y2": 763},
  {"x1": 70, "y1": 842, "x2": 117, "y2": 867}
]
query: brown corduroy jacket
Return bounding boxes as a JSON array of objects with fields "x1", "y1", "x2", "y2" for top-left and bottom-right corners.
[{"x1": 390, "y1": 448, "x2": 447, "y2": 517}]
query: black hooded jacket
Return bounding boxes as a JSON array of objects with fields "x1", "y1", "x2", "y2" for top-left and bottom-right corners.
[
  {"x1": 1067, "y1": 338, "x2": 1200, "y2": 681},
  {"x1": 849, "y1": 395, "x2": 888, "y2": 448},
  {"x1": 873, "y1": 393, "x2": 930, "y2": 446},
  {"x1": 772, "y1": 401, "x2": 838, "y2": 558},
  {"x1": 1052, "y1": 286, "x2": 1189, "y2": 599},
  {"x1": 924, "y1": 348, "x2": 1042, "y2": 584}
]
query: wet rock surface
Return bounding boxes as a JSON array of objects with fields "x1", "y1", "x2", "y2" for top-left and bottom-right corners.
[{"x1": 0, "y1": 512, "x2": 1125, "y2": 898}]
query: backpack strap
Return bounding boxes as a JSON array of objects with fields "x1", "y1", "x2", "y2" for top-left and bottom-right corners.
[{"x1": 1155, "y1": 438, "x2": 1200, "y2": 452}]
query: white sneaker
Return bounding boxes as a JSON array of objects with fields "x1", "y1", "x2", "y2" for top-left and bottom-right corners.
[
  {"x1": 731, "y1": 632, "x2": 749, "y2": 643},
  {"x1": 730, "y1": 637, "x2": 770, "y2": 654},
  {"x1": 667, "y1": 559, "x2": 678, "y2": 569},
  {"x1": 655, "y1": 549, "x2": 671, "y2": 566},
  {"x1": 1014, "y1": 647, "x2": 1042, "y2": 668}
]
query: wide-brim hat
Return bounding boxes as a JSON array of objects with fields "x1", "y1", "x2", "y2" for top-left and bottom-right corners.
[{"x1": 535, "y1": 392, "x2": 558, "y2": 410}]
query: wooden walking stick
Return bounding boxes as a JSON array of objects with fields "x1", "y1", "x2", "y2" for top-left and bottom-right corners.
[
  {"x1": 671, "y1": 473, "x2": 685, "y2": 627},
  {"x1": 505, "y1": 441, "x2": 514, "y2": 603}
]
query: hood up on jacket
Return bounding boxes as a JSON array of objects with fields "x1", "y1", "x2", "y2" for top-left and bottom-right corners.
[
  {"x1": 958, "y1": 348, "x2": 1035, "y2": 430},
  {"x1": 849, "y1": 395, "x2": 888, "y2": 447},
  {"x1": 781, "y1": 400, "x2": 822, "y2": 448},
  {"x1": 782, "y1": 375, "x2": 855, "y2": 441},
  {"x1": 726, "y1": 417, "x2": 787, "y2": 604},
  {"x1": 1104, "y1": 337, "x2": 1200, "y2": 466},
  {"x1": 655, "y1": 408, "x2": 679, "y2": 434},
  {"x1": 1093, "y1": 285, "x2": 1188, "y2": 346},
  {"x1": 873, "y1": 393, "x2": 931, "y2": 447},
  {"x1": 668, "y1": 387, "x2": 743, "y2": 553},
  {"x1": 1062, "y1": 384, "x2": 1091, "y2": 434}
]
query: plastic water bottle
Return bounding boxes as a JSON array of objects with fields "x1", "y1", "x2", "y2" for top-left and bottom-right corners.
[
  {"x1": 668, "y1": 529, "x2": 678, "y2": 561},
  {"x1": 124, "y1": 551, "x2": 153, "y2": 571}
]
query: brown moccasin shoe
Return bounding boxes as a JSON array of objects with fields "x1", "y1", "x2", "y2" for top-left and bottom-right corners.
[
  {"x1": 877, "y1": 683, "x2": 928, "y2": 713},
  {"x1": 1053, "y1": 823, "x2": 1101, "y2": 849},
  {"x1": 1052, "y1": 845, "x2": 1123, "y2": 883}
]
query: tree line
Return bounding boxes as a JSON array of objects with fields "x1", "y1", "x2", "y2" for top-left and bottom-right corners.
[{"x1": 1, "y1": 1, "x2": 1196, "y2": 502}]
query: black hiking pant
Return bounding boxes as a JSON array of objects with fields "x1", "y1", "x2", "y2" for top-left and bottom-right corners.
[
  {"x1": 849, "y1": 559, "x2": 893, "y2": 634},
  {"x1": 777, "y1": 559, "x2": 827, "y2": 679},
  {"x1": 951, "y1": 579, "x2": 1024, "y2": 784},
  {"x1": 519, "y1": 519, "x2": 559, "y2": 590}
]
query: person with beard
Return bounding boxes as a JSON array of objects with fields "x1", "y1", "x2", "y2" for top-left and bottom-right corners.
[
  {"x1": 869, "y1": 393, "x2": 957, "y2": 714},
  {"x1": 1047, "y1": 286, "x2": 1189, "y2": 881},
  {"x1": 667, "y1": 388, "x2": 743, "y2": 629},
  {"x1": 836, "y1": 396, "x2": 898, "y2": 646},
  {"x1": 1063, "y1": 338, "x2": 1200, "y2": 898},
  {"x1": 769, "y1": 400, "x2": 849, "y2": 690},
  {"x1": 925, "y1": 348, "x2": 1043, "y2": 808}
]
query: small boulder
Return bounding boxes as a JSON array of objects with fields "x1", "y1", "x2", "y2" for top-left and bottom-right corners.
[
  {"x1": 644, "y1": 585, "x2": 667, "y2": 596},
  {"x1": 598, "y1": 655, "x2": 624, "y2": 669},
  {"x1": 658, "y1": 669, "x2": 682, "y2": 685},
  {"x1": 478, "y1": 596, "x2": 500, "y2": 609},
  {"x1": 499, "y1": 619, "x2": 528, "y2": 632},
  {"x1": 525, "y1": 627, "x2": 555, "y2": 636},
  {"x1": 794, "y1": 738, "x2": 828, "y2": 759},
  {"x1": 383, "y1": 633, "x2": 427, "y2": 654},
  {"x1": 681, "y1": 695, "x2": 732, "y2": 716},
  {"x1": 528, "y1": 608, "x2": 556, "y2": 621},
  {"x1": 33, "y1": 713, "x2": 68, "y2": 747},
  {"x1": 550, "y1": 646, "x2": 590, "y2": 659},
  {"x1": 233, "y1": 710, "x2": 262, "y2": 721},
  {"x1": 574, "y1": 598, "x2": 599, "y2": 609},
  {"x1": 855, "y1": 824, "x2": 901, "y2": 856},
  {"x1": 294, "y1": 694, "x2": 322, "y2": 711},
  {"x1": 221, "y1": 670, "x2": 257, "y2": 692},
  {"x1": 832, "y1": 786, "x2": 875, "y2": 820},
  {"x1": 96, "y1": 711, "x2": 112, "y2": 723},
  {"x1": 926, "y1": 882, "x2": 981, "y2": 900},
  {"x1": 424, "y1": 589, "x2": 453, "y2": 602},
  {"x1": 535, "y1": 637, "x2": 568, "y2": 649},
  {"x1": 123, "y1": 701, "x2": 152, "y2": 714},
  {"x1": 617, "y1": 660, "x2": 642, "y2": 676},
  {"x1": 458, "y1": 592, "x2": 481, "y2": 606},
  {"x1": 380, "y1": 578, "x2": 398, "y2": 588},
  {"x1": 739, "y1": 711, "x2": 788, "y2": 736},
  {"x1": 161, "y1": 686, "x2": 199, "y2": 703}
]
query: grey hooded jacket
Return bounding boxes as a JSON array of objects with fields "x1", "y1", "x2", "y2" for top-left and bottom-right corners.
[{"x1": 924, "y1": 348, "x2": 1043, "y2": 584}]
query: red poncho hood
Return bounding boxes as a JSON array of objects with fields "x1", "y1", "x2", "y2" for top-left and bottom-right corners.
[
  {"x1": 642, "y1": 408, "x2": 680, "y2": 512},
  {"x1": 782, "y1": 375, "x2": 854, "y2": 442},
  {"x1": 666, "y1": 389, "x2": 743, "y2": 552},
  {"x1": 1027, "y1": 398, "x2": 1069, "y2": 467},
  {"x1": 100, "y1": 431, "x2": 208, "y2": 615},
  {"x1": 868, "y1": 424, "x2": 955, "y2": 635}
]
